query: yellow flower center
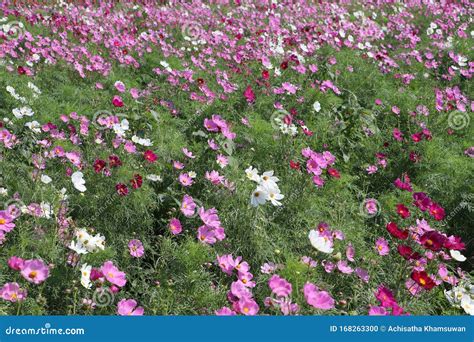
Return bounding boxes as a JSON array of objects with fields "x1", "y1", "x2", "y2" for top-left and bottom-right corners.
[
  {"x1": 29, "y1": 271, "x2": 37, "y2": 279},
  {"x1": 419, "y1": 278, "x2": 426, "y2": 286},
  {"x1": 243, "y1": 307, "x2": 249, "y2": 313},
  {"x1": 0, "y1": 218, "x2": 6, "y2": 225}
]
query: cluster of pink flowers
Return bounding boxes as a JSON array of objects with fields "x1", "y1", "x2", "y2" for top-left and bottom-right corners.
[
  {"x1": 204, "y1": 115, "x2": 236, "y2": 140},
  {"x1": 0, "y1": 128, "x2": 18, "y2": 149},
  {"x1": 301, "y1": 147, "x2": 338, "y2": 188},
  {"x1": 0, "y1": 209, "x2": 17, "y2": 244},
  {"x1": 216, "y1": 254, "x2": 259, "y2": 316},
  {"x1": 264, "y1": 275, "x2": 299, "y2": 315},
  {"x1": 7, "y1": 256, "x2": 50, "y2": 285}
]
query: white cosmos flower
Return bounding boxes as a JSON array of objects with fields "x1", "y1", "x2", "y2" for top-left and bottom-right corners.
[
  {"x1": 131, "y1": 135, "x2": 153, "y2": 146},
  {"x1": 69, "y1": 240, "x2": 88, "y2": 255},
  {"x1": 259, "y1": 171, "x2": 279, "y2": 189},
  {"x1": 146, "y1": 174, "x2": 162, "y2": 182},
  {"x1": 71, "y1": 171, "x2": 86, "y2": 192},
  {"x1": 461, "y1": 294, "x2": 474, "y2": 315},
  {"x1": 267, "y1": 188, "x2": 284, "y2": 206},
  {"x1": 309, "y1": 229, "x2": 334, "y2": 254},
  {"x1": 250, "y1": 186, "x2": 268, "y2": 207},
  {"x1": 450, "y1": 250, "x2": 466, "y2": 262},
  {"x1": 25, "y1": 120, "x2": 41, "y2": 133},
  {"x1": 245, "y1": 166, "x2": 261, "y2": 182},
  {"x1": 313, "y1": 101, "x2": 321, "y2": 112},
  {"x1": 40, "y1": 202, "x2": 53, "y2": 219},
  {"x1": 113, "y1": 119, "x2": 129, "y2": 136},
  {"x1": 80, "y1": 264, "x2": 92, "y2": 289},
  {"x1": 444, "y1": 287, "x2": 466, "y2": 306},
  {"x1": 40, "y1": 174, "x2": 52, "y2": 184},
  {"x1": 12, "y1": 106, "x2": 34, "y2": 119}
]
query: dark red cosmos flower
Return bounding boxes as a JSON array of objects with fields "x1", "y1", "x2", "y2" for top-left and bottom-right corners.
[
  {"x1": 262, "y1": 70, "x2": 269, "y2": 80},
  {"x1": 327, "y1": 168, "x2": 340, "y2": 179},
  {"x1": 420, "y1": 231, "x2": 446, "y2": 251},
  {"x1": 412, "y1": 192, "x2": 431, "y2": 211},
  {"x1": 90, "y1": 268, "x2": 103, "y2": 281},
  {"x1": 386, "y1": 222, "x2": 408, "y2": 240},
  {"x1": 197, "y1": 78, "x2": 205, "y2": 86},
  {"x1": 289, "y1": 160, "x2": 300, "y2": 170},
  {"x1": 93, "y1": 159, "x2": 106, "y2": 174},
  {"x1": 397, "y1": 245, "x2": 421, "y2": 260},
  {"x1": 409, "y1": 151, "x2": 421, "y2": 163},
  {"x1": 396, "y1": 204, "x2": 410, "y2": 219},
  {"x1": 143, "y1": 150, "x2": 157, "y2": 163},
  {"x1": 411, "y1": 271, "x2": 436, "y2": 290},
  {"x1": 17, "y1": 66, "x2": 26, "y2": 75},
  {"x1": 109, "y1": 155, "x2": 122, "y2": 168},
  {"x1": 115, "y1": 183, "x2": 129, "y2": 196},
  {"x1": 280, "y1": 61, "x2": 288, "y2": 70},
  {"x1": 130, "y1": 174, "x2": 143, "y2": 189},
  {"x1": 428, "y1": 202, "x2": 445, "y2": 221}
]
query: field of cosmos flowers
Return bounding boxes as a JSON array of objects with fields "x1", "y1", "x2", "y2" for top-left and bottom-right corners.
[{"x1": 0, "y1": 0, "x2": 472, "y2": 317}]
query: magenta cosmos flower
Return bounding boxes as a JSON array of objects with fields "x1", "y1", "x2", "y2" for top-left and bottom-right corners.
[
  {"x1": 20, "y1": 259, "x2": 50, "y2": 285},
  {"x1": 117, "y1": 299, "x2": 144, "y2": 316},
  {"x1": 169, "y1": 218, "x2": 182, "y2": 235},
  {"x1": 101, "y1": 261, "x2": 126, "y2": 287},
  {"x1": 128, "y1": 239, "x2": 144, "y2": 258},
  {"x1": 0, "y1": 282, "x2": 27, "y2": 302},
  {"x1": 303, "y1": 283, "x2": 335, "y2": 310}
]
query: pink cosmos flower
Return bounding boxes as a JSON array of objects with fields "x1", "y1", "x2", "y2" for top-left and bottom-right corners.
[
  {"x1": 368, "y1": 305, "x2": 387, "y2": 316},
  {"x1": 375, "y1": 238, "x2": 390, "y2": 256},
  {"x1": 0, "y1": 282, "x2": 27, "y2": 302},
  {"x1": 178, "y1": 173, "x2": 194, "y2": 187},
  {"x1": 182, "y1": 148, "x2": 195, "y2": 159},
  {"x1": 237, "y1": 297, "x2": 259, "y2": 315},
  {"x1": 303, "y1": 283, "x2": 335, "y2": 310},
  {"x1": 20, "y1": 259, "x2": 50, "y2": 285},
  {"x1": 337, "y1": 260, "x2": 353, "y2": 274},
  {"x1": 216, "y1": 154, "x2": 228, "y2": 168},
  {"x1": 346, "y1": 243, "x2": 355, "y2": 262},
  {"x1": 215, "y1": 307, "x2": 236, "y2": 316},
  {"x1": 114, "y1": 81, "x2": 126, "y2": 93},
  {"x1": 0, "y1": 211, "x2": 15, "y2": 232},
  {"x1": 8, "y1": 256, "x2": 24, "y2": 270},
  {"x1": 364, "y1": 199, "x2": 379, "y2": 215},
  {"x1": 268, "y1": 275, "x2": 292, "y2": 297},
  {"x1": 117, "y1": 299, "x2": 144, "y2": 316},
  {"x1": 243, "y1": 85, "x2": 256, "y2": 103},
  {"x1": 101, "y1": 261, "x2": 126, "y2": 287},
  {"x1": 205, "y1": 170, "x2": 224, "y2": 185},
  {"x1": 217, "y1": 254, "x2": 236, "y2": 275},
  {"x1": 366, "y1": 165, "x2": 378, "y2": 174},
  {"x1": 355, "y1": 267, "x2": 370, "y2": 283},
  {"x1": 169, "y1": 218, "x2": 182, "y2": 235},
  {"x1": 128, "y1": 239, "x2": 144, "y2": 258},
  {"x1": 180, "y1": 195, "x2": 196, "y2": 217},
  {"x1": 197, "y1": 225, "x2": 216, "y2": 244}
]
